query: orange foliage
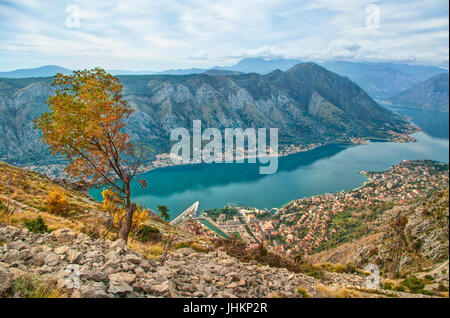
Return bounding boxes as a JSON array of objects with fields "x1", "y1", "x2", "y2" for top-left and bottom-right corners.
[
  {"x1": 46, "y1": 187, "x2": 69, "y2": 216},
  {"x1": 101, "y1": 189, "x2": 148, "y2": 232},
  {"x1": 34, "y1": 68, "x2": 146, "y2": 241},
  {"x1": 34, "y1": 68, "x2": 135, "y2": 188}
]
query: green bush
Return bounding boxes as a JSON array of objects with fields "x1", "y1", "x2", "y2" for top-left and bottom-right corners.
[
  {"x1": 23, "y1": 216, "x2": 49, "y2": 234},
  {"x1": 297, "y1": 287, "x2": 310, "y2": 298},
  {"x1": 176, "y1": 242, "x2": 193, "y2": 249},
  {"x1": 424, "y1": 275, "x2": 434, "y2": 282},
  {"x1": 13, "y1": 273, "x2": 61, "y2": 298},
  {"x1": 0, "y1": 200, "x2": 7, "y2": 212},
  {"x1": 412, "y1": 239, "x2": 423, "y2": 251},
  {"x1": 401, "y1": 276, "x2": 426, "y2": 294},
  {"x1": 394, "y1": 285, "x2": 406, "y2": 292},
  {"x1": 134, "y1": 225, "x2": 160, "y2": 242},
  {"x1": 438, "y1": 284, "x2": 449, "y2": 292}
]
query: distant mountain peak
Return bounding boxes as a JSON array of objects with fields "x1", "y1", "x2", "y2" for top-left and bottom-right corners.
[
  {"x1": 287, "y1": 62, "x2": 326, "y2": 72},
  {"x1": 0, "y1": 65, "x2": 72, "y2": 78},
  {"x1": 389, "y1": 72, "x2": 449, "y2": 112}
]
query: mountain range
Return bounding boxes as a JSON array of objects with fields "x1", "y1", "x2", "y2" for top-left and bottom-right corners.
[
  {"x1": 0, "y1": 65, "x2": 72, "y2": 78},
  {"x1": 1, "y1": 58, "x2": 446, "y2": 101},
  {"x1": 387, "y1": 73, "x2": 449, "y2": 112},
  {"x1": 321, "y1": 61, "x2": 447, "y2": 99},
  {"x1": 0, "y1": 62, "x2": 411, "y2": 167}
]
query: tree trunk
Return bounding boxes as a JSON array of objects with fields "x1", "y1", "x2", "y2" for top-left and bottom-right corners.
[
  {"x1": 119, "y1": 180, "x2": 136, "y2": 243},
  {"x1": 119, "y1": 202, "x2": 136, "y2": 243}
]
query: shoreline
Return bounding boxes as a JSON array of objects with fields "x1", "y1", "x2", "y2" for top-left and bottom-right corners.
[
  {"x1": 135, "y1": 128, "x2": 419, "y2": 175},
  {"x1": 20, "y1": 128, "x2": 421, "y2": 213}
]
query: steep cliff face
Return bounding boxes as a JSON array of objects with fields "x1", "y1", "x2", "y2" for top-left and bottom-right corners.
[
  {"x1": 0, "y1": 79, "x2": 55, "y2": 164},
  {"x1": 0, "y1": 63, "x2": 412, "y2": 166}
]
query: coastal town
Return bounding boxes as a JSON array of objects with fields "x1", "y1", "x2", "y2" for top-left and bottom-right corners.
[
  {"x1": 140, "y1": 128, "x2": 418, "y2": 172},
  {"x1": 179, "y1": 160, "x2": 448, "y2": 258},
  {"x1": 22, "y1": 125, "x2": 418, "y2": 179}
]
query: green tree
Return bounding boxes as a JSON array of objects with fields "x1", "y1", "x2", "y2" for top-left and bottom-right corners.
[{"x1": 158, "y1": 205, "x2": 170, "y2": 221}]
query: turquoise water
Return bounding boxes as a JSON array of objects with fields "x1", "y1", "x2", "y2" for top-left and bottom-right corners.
[
  {"x1": 199, "y1": 219, "x2": 230, "y2": 239},
  {"x1": 90, "y1": 109, "x2": 449, "y2": 220}
]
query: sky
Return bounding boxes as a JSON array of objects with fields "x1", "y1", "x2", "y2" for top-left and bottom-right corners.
[{"x1": 0, "y1": 0, "x2": 448, "y2": 71}]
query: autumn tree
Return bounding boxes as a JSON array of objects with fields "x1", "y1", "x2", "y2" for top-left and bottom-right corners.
[{"x1": 34, "y1": 68, "x2": 147, "y2": 243}]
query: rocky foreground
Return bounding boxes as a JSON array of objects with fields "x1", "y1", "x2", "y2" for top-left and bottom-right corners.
[{"x1": 0, "y1": 224, "x2": 433, "y2": 298}]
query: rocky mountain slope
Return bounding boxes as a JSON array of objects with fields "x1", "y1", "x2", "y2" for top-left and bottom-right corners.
[
  {"x1": 0, "y1": 63, "x2": 413, "y2": 167},
  {"x1": 308, "y1": 189, "x2": 449, "y2": 292},
  {"x1": 388, "y1": 73, "x2": 449, "y2": 112},
  {"x1": 0, "y1": 159, "x2": 447, "y2": 298},
  {"x1": 0, "y1": 224, "x2": 437, "y2": 298}
]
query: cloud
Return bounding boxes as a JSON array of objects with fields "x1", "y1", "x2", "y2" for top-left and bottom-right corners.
[
  {"x1": 0, "y1": 0, "x2": 448, "y2": 70},
  {"x1": 188, "y1": 51, "x2": 208, "y2": 60}
]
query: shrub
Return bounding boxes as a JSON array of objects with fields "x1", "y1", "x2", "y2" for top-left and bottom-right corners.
[
  {"x1": 401, "y1": 276, "x2": 426, "y2": 294},
  {"x1": 320, "y1": 263, "x2": 346, "y2": 273},
  {"x1": 438, "y1": 284, "x2": 449, "y2": 292},
  {"x1": 344, "y1": 263, "x2": 358, "y2": 274},
  {"x1": 134, "y1": 225, "x2": 161, "y2": 242},
  {"x1": 382, "y1": 281, "x2": 393, "y2": 290},
  {"x1": 301, "y1": 263, "x2": 325, "y2": 279},
  {"x1": 23, "y1": 216, "x2": 49, "y2": 234},
  {"x1": 394, "y1": 285, "x2": 405, "y2": 292},
  {"x1": 297, "y1": 287, "x2": 310, "y2": 298},
  {"x1": 175, "y1": 241, "x2": 211, "y2": 253},
  {"x1": 176, "y1": 242, "x2": 191, "y2": 249},
  {"x1": 412, "y1": 239, "x2": 423, "y2": 251},
  {"x1": 213, "y1": 237, "x2": 325, "y2": 278},
  {"x1": 46, "y1": 188, "x2": 69, "y2": 216},
  {"x1": 0, "y1": 200, "x2": 7, "y2": 213},
  {"x1": 13, "y1": 274, "x2": 62, "y2": 298}
]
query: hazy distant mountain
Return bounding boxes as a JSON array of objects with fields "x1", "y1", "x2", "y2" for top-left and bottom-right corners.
[
  {"x1": 388, "y1": 73, "x2": 449, "y2": 112},
  {"x1": 0, "y1": 65, "x2": 72, "y2": 78},
  {"x1": 212, "y1": 57, "x2": 302, "y2": 74},
  {"x1": 4, "y1": 59, "x2": 446, "y2": 101},
  {"x1": 203, "y1": 69, "x2": 243, "y2": 76},
  {"x1": 108, "y1": 70, "x2": 157, "y2": 75},
  {"x1": 158, "y1": 68, "x2": 207, "y2": 75},
  {"x1": 110, "y1": 58, "x2": 302, "y2": 75},
  {"x1": 109, "y1": 68, "x2": 208, "y2": 76},
  {"x1": 321, "y1": 61, "x2": 447, "y2": 99},
  {"x1": 0, "y1": 62, "x2": 411, "y2": 166}
]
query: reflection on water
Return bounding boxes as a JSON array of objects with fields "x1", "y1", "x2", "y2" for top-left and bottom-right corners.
[{"x1": 134, "y1": 144, "x2": 345, "y2": 196}]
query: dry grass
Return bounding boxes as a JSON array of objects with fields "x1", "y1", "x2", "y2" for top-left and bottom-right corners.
[
  {"x1": 128, "y1": 239, "x2": 165, "y2": 260},
  {"x1": 316, "y1": 284, "x2": 362, "y2": 298},
  {"x1": 0, "y1": 161, "x2": 98, "y2": 216},
  {"x1": 0, "y1": 160, "x2": 200, "y2": 263},
  {"x1": 0, "y1": 199, "x2": 100, "y2": 235},
  {"x1": 11, "y1": 273, "x2": 66, "y2": 298}
]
